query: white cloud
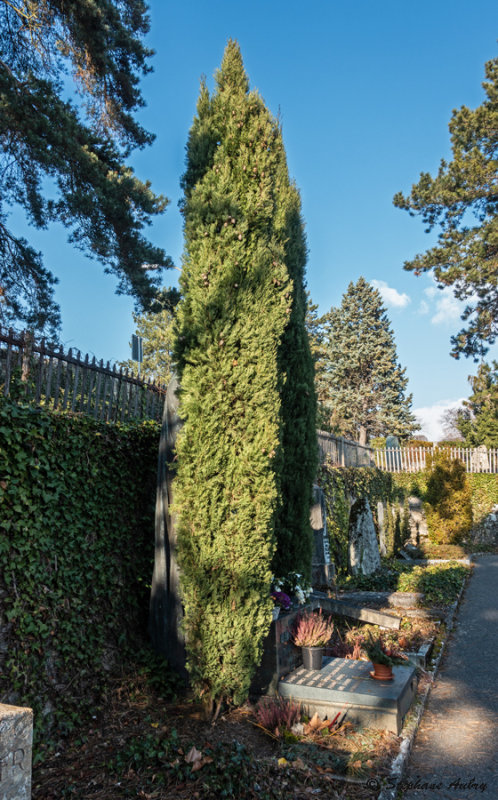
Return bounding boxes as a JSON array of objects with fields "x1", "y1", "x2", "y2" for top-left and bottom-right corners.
[
  {"x1": 413, "y1": 398, "x2": 465, "y2": 443},
  {"x1": 431, "y1": 292, "x2": 462, "y2": 325},
  {"x1": 422, "y1": 280, "x2": 464, "y2": 326},
  {"x1": 371, "y1": 279, "x2": 411, "y2": 309}
]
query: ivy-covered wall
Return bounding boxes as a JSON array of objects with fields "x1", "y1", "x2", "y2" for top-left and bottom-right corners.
[
  {"x1": 318, "y1": 464, "x2": 409, "y2": 575},
  {"x1": 391, "y1": 472, "x2": 498, "y2": 526},
  {"x1": 0, "y1": 397, "x2": 159, "y2": 742}
]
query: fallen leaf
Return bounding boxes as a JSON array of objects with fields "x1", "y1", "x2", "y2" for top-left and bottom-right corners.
[
  {"x1": 185, "y1": 746, "x2": 203, "y2": 765},
  {"x1": 277, "y1": 757, "x2": 288, "y2": 767}
]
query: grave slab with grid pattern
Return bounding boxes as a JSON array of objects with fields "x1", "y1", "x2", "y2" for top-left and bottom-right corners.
[{"x1": 278, "y1": 657, "x2": 417, "y2": 734}]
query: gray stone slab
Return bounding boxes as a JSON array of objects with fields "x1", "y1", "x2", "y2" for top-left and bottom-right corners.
[
  {"x1": 0, "y1": 703, "x2": 33, "y2": 800},
  {"x1": 320, "y1": 597, "x2": 401, "y2": 629},
  {"x1": 279, "y1": 657, "x2": 416, "y2": 734}
]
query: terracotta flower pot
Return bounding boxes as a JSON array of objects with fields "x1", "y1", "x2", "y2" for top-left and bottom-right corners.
[
  {"x1": 370, "y1": 662, "x2": 393, "y2": 680},
  {"x1": 301, "y1": 646, "x2": 324, "y2": 670}
]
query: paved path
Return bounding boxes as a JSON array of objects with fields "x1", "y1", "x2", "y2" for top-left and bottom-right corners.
[{"x1": 399, "y1": 554, "x2": 498, "y2": 800}]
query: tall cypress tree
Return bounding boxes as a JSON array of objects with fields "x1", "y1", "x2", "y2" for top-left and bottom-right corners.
[
  {"x1": 272, "y1": 183, "x2": 317, "y2": 580},
  {"x1": 174, "y1": 41, "x2": 309, "y2": 714},
  {"x1": 321, "y1": 277, "x2": 417, "y2": 445}
]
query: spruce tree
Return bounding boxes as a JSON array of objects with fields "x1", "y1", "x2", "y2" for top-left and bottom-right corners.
[
  {"x1": 174, "y1": 41, "x2": 315, "y2": 714},
  {"x1": 321, "y1": 277, "x2": 417, "y2": 445}
]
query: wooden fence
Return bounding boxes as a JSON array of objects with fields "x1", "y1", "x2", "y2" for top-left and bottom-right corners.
[
  {"x1": 317, "y1": 430, "x2": 375, "y2": 468},
  {"x1": 0, "y1": 328, "x2": 166, "y2": 423},
  {"x1": 375, "y1": 446, "x2": 498, "y2": 474}
]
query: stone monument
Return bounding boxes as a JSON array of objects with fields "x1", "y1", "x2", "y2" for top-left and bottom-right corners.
[
  {"x1": 348, "y1": 497, "x2": 381, "y2": 575},
  {"x1": 0, "y1": 704, "x2": 32, "y2": 800},
  {"x1": 310, "y1": 484, "x2": 334, "y2": 587}
]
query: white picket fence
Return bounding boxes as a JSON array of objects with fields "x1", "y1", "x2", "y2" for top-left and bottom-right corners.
[{"x1": 375, "y1": 446, "x2": 498, "y2": 474}]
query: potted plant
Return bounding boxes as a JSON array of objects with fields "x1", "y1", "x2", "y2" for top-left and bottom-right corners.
[
  {"x1": 271, "y1": 590, "x2": 291, "y2": 620},
  {"x1": 292, "y1": 609, "x2": 334, "y2": 670},
  {"x1": 363, "y1": 633, "x2": 408, "y2": 680}
]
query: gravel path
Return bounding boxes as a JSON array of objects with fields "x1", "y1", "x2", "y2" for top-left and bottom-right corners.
[{"x1": 399, "y1": 554, "x2": 498, "y2": 799}]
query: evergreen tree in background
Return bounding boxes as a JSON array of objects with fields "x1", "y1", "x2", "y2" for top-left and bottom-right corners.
[
  {"x1": 455, "y1": 361, "x2": 498, "y2": 447},
  {"x1": 320, "y1": 278, "x2": 417, "y2": 445},
  {"x1": 306, "y1": 295, "x2": 332, "y2": 431},
  {"x1": 0, "y1": 0, "x2": 173, "y2": 337},
  {"x1": 119, "y1": 308, "x2": 175, "y2": 385},
  {"x1": 174, "y1": 41, "x2": 314, "y2": 714},
  {"x1": 394, "y1": 55, "x2": 498, "y2": 360}
]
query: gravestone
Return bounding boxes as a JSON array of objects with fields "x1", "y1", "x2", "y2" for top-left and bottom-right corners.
[
  {"x1": 279, "y1": 657, "x2": 416, "y2": 734},
  {"x1": 407, "y1": 496, "x2": 428, "y2": 543},
  {"x1": 0, "y1": 704, "x2": 32, "y2": 800},
  {"x1": 149, "y1": 376, "x2": 187, "y2": 677},
  {"x1": 348, "y1": 497, "x2": 381, "y2": 575},
  {"x1": 310, "y1": 485, "x2": 334, "y2": 587},
  {"x1": 376, "y1": 501, "x2": 387, "y2": 556},
  {"x1": 470, "y1": 505, "x2": 498, "y2": 548},
  {"x1": 472, "y1": 444, "x2": 489, "y2": 472},
  {"x1": 385, "y1": 434, "x2": 401, "y2": 471}
]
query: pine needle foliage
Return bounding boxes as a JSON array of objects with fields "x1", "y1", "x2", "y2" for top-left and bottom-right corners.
[
  {"x1": 394, "y1": 55, "x2": 498, "y2": 360},
  {"x1": 174, "y1": 41, "x2": 314, "y2": 712},
  {"x1": 320, "y1": 278, "x2": 417, "y2": 445},
  {"x1": 0, "y1": 0, "x2": 173, "y2": 336}
]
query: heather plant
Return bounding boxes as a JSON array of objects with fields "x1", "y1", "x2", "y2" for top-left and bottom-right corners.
[
  {"x1": 254, "y1": 696, "x2": 302, "y2": 734},
  {"x1": 292, "y1": 609, "x2": 335, "y2": 648}
]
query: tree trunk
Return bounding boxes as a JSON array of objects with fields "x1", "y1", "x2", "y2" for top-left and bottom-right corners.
[{"x1": 359, "y1": 426, "x2": 367, "y2": 447}]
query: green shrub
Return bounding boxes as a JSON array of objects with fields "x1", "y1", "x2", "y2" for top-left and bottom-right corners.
[{"x1": 424, "y1": 452, "x2": 473, "y2": 544}]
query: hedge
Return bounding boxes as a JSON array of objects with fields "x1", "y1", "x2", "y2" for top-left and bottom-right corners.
[{"x1": 0, "y1": 396, "x2": 159, "y2": 745}]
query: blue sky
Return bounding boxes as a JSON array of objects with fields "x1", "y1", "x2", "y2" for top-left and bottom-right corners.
[{"x1": 11, "y1": 1, "x2": 498, "y2": 439}]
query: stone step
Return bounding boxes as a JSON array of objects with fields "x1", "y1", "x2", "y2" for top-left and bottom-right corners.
[{"x1": 278, "y1": 657, "x2": 417, "y2": 735}]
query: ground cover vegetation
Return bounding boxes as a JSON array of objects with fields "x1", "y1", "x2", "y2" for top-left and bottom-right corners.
[
  {"x1": 173, "y1": 41, "x2": 316, "y2": 718},
  {"x1": 31, "y1": 651, "x2": 399, "y2": 800},
  {"x1": 0, "y1": 0, "x2": 174, "y2": 337},
  {"x1": 394, "y1": 54, "x2": 498, "y2": 360},
  {"x1": 310, "y1": 279, "x2": 417, "y2": 444},
  {"x1": 338, "y1": 561, "x2": 470, "y2": 608},
  {"x1": 0, "y1": 394, "x2": 159, "y2": 745}
]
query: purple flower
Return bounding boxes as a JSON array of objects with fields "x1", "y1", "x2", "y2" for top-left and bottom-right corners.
[{"x1": 271, "y1": 591, "x2": 292, "y2": 610}]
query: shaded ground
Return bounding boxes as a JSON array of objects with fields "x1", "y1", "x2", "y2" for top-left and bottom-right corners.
[
  {"x1": 31, "y1": 571, "x2": 463, "y2": 800},
  {"x1": 32, "y1": 663, "x2": 397, "y2": 800},
  {"x1": 401, "y1": 555, "x2": 498, "y2": 799}
]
